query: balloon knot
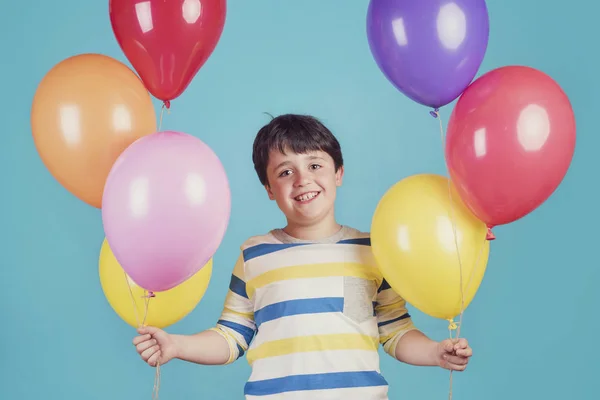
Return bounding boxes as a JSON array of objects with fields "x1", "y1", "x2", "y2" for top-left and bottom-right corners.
[
  {"x1": 144, "y1": 291, "x2": 156, "y2": 298},
  {"x1": 447, "y1": 319, "x2": 458, "y2": 330},
  {"x1": 486, "y1": 227, "x2": 496, "y2": 241},
  {"x1": 163, "y1": 100, "x2": 171, "y2": 110},
  {"x1": 429, "y1": 108, "x2": 440, "y2": 118}
]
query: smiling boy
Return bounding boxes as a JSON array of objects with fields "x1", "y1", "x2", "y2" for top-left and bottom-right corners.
[{"x1": 133, "y1": 114, "x2": 473, "y2": 399}]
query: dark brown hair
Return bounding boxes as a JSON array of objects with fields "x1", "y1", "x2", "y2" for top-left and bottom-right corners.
[{"x1": 252, "y1": 114, "x2": 344, "y2": 186}]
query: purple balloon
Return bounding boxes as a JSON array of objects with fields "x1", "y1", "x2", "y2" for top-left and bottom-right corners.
[
  {"x1": 367, "y1": 0, "x2": 489, "y2": 109},
  {"x1": 102, "y1": 131, "x2": 231, "y2": 292}
]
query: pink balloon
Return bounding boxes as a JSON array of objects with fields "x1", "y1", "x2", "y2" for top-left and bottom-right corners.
[
  {"x1": 445, "y1": 66, "x2": 575, "y2": 234},
  {"x1": 102, "y1": 131, "x2": 231, "y2": 292}
]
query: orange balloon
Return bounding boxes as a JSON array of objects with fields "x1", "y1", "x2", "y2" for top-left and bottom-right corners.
[{"x1": 31, "y1": 53, "x2": 157, "y2": 208}]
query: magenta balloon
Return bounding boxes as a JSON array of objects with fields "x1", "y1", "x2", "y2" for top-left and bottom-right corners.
[{"x1": 101, "y1": 131, "x2": 231, "y2": 292}]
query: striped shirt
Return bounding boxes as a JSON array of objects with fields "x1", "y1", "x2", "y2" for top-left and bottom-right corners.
[{"x1": 210, "y1": 225, "x2": 417, "y2": 399}]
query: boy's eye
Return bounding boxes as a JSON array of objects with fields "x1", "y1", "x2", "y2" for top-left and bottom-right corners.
[
  {"x1": 279, "y1": 170, "x2": 292, "y2": 177},
  {"x1": 310, "y1": 164, "x2": 321, "y2": 170}
]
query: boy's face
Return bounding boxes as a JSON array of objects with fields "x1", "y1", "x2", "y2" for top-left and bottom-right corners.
[{"x1": 264, "y1": 147, "x2": 344, "y2": 227}]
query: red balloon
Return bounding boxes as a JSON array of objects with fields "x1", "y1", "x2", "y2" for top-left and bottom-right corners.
[
  {"x1": 109, "y1": 0, "x2": 226, "y2": 104},
  {"x1": 445, "y1": 66, "x2": 576, "y2": 234}
]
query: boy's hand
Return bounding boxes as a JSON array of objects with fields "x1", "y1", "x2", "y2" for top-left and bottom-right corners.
[
  {"x1": 133, "y1": 326, "x2": 179, "y2": 367},
  {"x1": 435, "y1": 338, "x2": 472, "y2": 371}
]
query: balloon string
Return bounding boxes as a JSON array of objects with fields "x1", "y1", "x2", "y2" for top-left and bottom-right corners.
[
  {"x1": 433, "y1": 109, "x2": 486, "y2": 400},
  {"x1": 158, "y1": 102, "x2": 170, "y2": 132},
  {"x1": 445, "y1": 235, "x2": 486, "y2": 399},
  {"x1": 123, "y1": 272, "x2": 161, "y2": 399},
  {"x1": 434, "y1": 109, "x2": 464, "y2": 400},
  {"x1": 127, "y1": 99, "x2": 170, "y2": 398},
  {"x1": 433, "y1": 110, "x2": 465, "y2": 328}
]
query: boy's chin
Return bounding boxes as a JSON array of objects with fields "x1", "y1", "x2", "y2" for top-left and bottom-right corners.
[{"x1": 289, "y1": 210, "x2": 331, "y2": 225}]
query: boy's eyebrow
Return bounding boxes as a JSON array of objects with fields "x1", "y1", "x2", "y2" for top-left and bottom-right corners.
[
  {"x1": 271, "y1": 155, "x2": 326, "y2": 171},
  {"x1": 272, "y1": 160, "x2": 291, "y2": 171}
]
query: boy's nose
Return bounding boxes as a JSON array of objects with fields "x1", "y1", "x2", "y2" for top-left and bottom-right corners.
[{"x1": 293, "y1": 173, "x2": 310, "y2": 187}]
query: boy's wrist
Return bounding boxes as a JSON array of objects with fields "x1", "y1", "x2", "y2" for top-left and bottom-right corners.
[
  {"x1": 429, "y1": 340, "x2": 444, "y2": 367},
  {"x1": 170, "y1": 334, "x2": 183, "y2": 360},
  {"x1": 393, "y1": 329, "x2": 439, "y2": 367}
]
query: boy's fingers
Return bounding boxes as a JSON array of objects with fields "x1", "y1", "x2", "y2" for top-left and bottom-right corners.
[
  {"x1": 136, "y1": 339, "x2": 157, "y2": 353},
  {"x1": 445, "y1": 362, "x2": 467, "y2": 372},
  {"x1": 137, "y1": 326, "x2": 160, "y2": 335},
  {"x1": 132, "y1": 334, "x2": 151, "y2": 346},
  {"x1": 442, "y1": 340, "x2": 455, "y2": 353},
  {"x1": 456, "y1": 347, "x2": 472, "y2": 357},
  {"x1": 147, "y1": 350, "x2": 162, "y2": 367},
  {"x1": 454, "y1": 338, "x2": 469, "y2": 350},
  {"x1": 138, "y1": 326, "x2": 154, "y2": 334},
  {"x1": 443, "y1": 354, "x2": 468, "y2": 366},
  {"x1": 141, "y1": 345, "x2": 160, "y2": 361}
]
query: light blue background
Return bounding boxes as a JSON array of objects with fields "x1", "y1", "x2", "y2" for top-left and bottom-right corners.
[{"x1": 1, "y1": 1, "x2": 596, "y2": 399}]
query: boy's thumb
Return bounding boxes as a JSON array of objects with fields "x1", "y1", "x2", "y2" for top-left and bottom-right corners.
[
  {"x1": 443, "y1": 339, "x2": 455, "y2": 353},
  {"x1": 137, "y1": 326, "x2": 158, "y2": 335}
]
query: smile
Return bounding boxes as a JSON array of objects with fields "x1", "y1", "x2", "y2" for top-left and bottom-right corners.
[{"x1": 294, "y1": 191, "x2": 320, "y2": 202}]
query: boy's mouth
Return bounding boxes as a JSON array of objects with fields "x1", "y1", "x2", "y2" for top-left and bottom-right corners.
[{"x1": 294, "y1": 191, "x2": 321, "y2": 202}]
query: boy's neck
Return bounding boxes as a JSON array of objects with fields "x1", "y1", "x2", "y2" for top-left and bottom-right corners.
[{"x1": 282, "y1": 217, "x2": 342, "y2": 241}]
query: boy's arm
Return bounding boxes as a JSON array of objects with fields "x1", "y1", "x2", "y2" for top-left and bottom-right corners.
[
  {"x1": 170, "y1": 254, "x2": 256, "y2": 366},
  {"x1": 394, "y1": 330, "x2": 472, "y2": 371},
  {"x1": 170, "y1": 329, "x2": 232, "y2": 365},
  {"x1": 134, "y1": 255, "x2": 255, "y2": 367},
  {"x1": 374, "y1": 279, "x2": 438, "y2": 365},
  {"x1": 375, "y1": 280, "x2": 471, "y2": 370},
  {"x1": 392, "y1": 329, "x2": 439, "y2": 366},
  {"x1": 206, "y1": 254, "x2": 257, "y2": 364},
  {"x1": 375, "y1": 278, "x2": 446, "y2": 366},
  {"x1": 375, "y1": 279, "x2": 420, "y2": 358}
]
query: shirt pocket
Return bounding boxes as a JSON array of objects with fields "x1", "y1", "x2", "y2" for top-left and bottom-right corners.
[{"x1": 342, "y1": 276, "x2": 377, "y2": 324}]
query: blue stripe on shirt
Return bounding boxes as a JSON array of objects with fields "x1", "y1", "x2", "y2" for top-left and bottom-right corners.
[
  {"x1": 243, "y1": 243, "x2": 309, "y2": 261},
  {"x1": 336, "y1": 237, "x2": 371, "y2": 246},
  {"x1": 229, "y1": 274, "x2": 248, "y2": 299},
  {"x1": 237, "y1": 343, "x2": 245, "y2": 358},
  {"x1": 254, "y1": 297, "x2": 344, "y2": 327},
  {"x1": 377, "y1": 313, "x2": 410, "y2": 327},
  {"x1": 244, "y1": 370, "x2": 388, "y2": 396},
  {"x1": 217, "y1": 319, "x2": 255, "y2": 345},
  {"x1": 377, "y1": 279, "x2": 391, "y2": 293},
  {"x1": 243, "y1": 237, "x2": 371, "y2": 261}
]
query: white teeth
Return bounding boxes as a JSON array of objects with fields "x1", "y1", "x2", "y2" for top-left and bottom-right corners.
[{"x1": 295, "y1": 192, "x2": 319, "y2": 201}]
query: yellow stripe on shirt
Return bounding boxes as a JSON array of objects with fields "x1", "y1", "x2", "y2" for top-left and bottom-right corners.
[
  {"x1": 374, "y1": 300, "x2": 406, "y2": 314},
  {"x1": 223, "y1": 307, "x2": 254, "y2": 319},
  {"x1": 246, "y1": 262, "x2": 381, "y2": 298},
  {"x1": 246, "y1": 333, "x2": 379, "y2": 364}
]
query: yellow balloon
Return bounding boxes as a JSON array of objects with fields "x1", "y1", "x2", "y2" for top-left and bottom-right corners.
[
  {"x1": 371, "y1": 174, "x2": 490, "y2": 321},
  {"x1": 99, "y1": 239, "x2": 212, "y2": 329}
]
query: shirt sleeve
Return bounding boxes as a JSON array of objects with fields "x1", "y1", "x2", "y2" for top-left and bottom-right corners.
[
  {"x1": 375, "y1": 279, "x2": 418, "y2": 358},
  {"x1": 209, "y1": 254, "x2": 257, "y2": 364}
]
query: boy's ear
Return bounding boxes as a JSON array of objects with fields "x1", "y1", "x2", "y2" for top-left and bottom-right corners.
[
  {"x1": 265, "y1": 184, "x2": 275, "y2": 200},
  {"x1": 335, "y1": 165, "x2": 344, "y2": 186}
]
